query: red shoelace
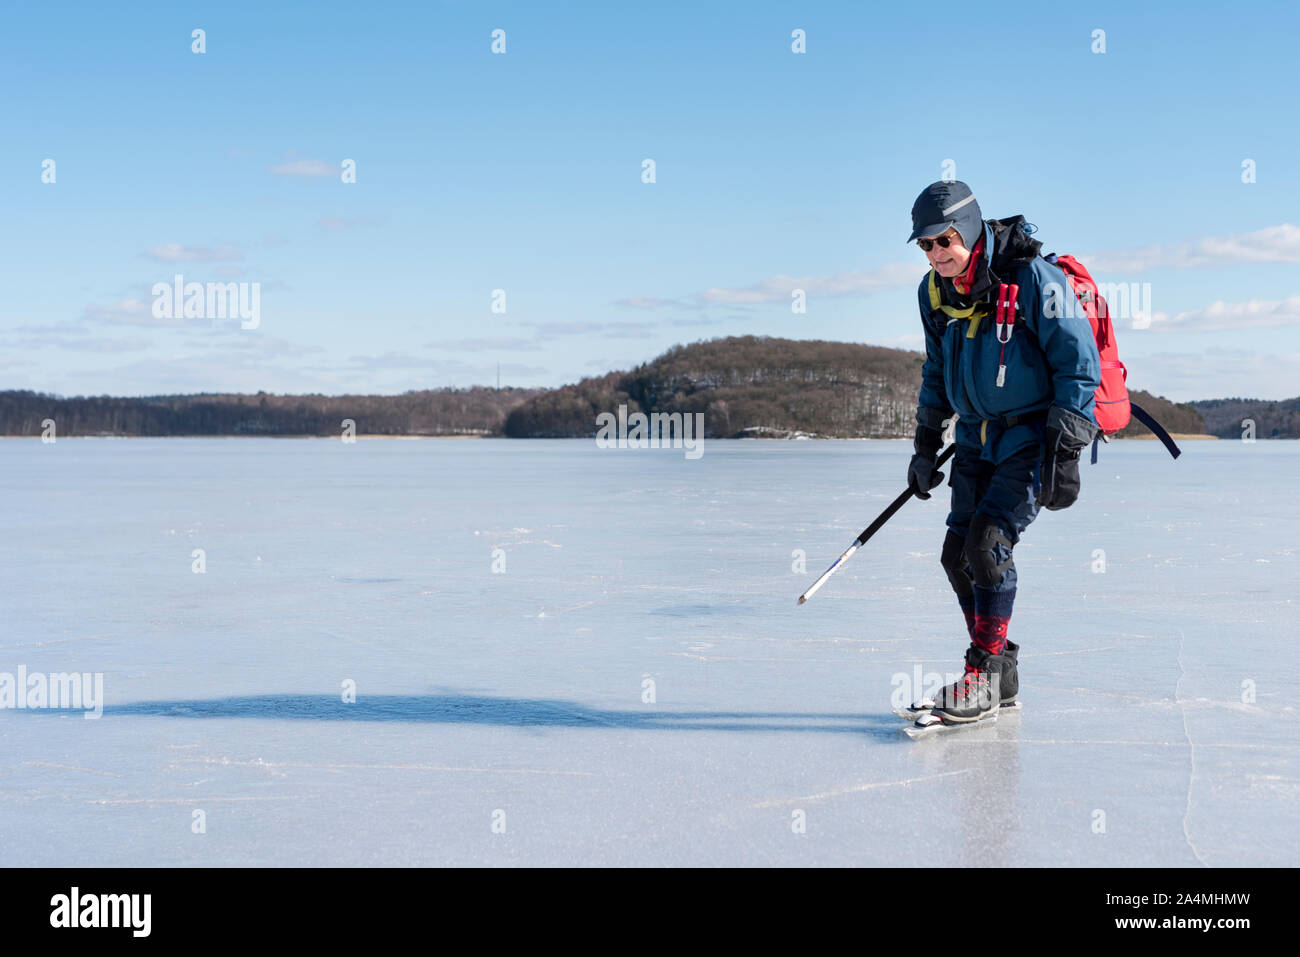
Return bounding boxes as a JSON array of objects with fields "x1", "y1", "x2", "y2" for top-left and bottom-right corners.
[{"x1": 954, "y1": 667, "x2": 988, "y2": 702}]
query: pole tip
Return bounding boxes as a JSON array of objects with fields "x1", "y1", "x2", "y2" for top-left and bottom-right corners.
[{"x1": 796, "y1": 595, "x2": 806, "y2": 605}]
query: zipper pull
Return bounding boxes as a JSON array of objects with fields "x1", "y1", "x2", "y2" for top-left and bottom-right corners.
[{"x1": 996, "y1": 364, "x2": 1006, "y2": 388}]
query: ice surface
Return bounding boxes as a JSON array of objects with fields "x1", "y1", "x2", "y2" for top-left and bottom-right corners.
[{"x1": 1, "y1": 437, "x2": 1296, "y2": 866}]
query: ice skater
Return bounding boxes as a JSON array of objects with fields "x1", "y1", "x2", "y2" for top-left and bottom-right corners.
[{"x1": 904, "y1": 181, "x2": 1101, "y2": 725}]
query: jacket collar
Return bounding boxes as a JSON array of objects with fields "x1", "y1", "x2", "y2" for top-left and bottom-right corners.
[{"x1": 941, "y1": 221, "x2": 997, "y2": 305}]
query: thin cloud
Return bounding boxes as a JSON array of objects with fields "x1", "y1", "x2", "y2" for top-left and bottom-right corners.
[
  {"x1": 668, "y1": 317, "x2": 725, "y2": 327},
  {"x1": 184, "y1": 335, "x2": 324, "y2": 357},
  {"x1": 66, "y1": 352, "x2": 340, "y2": 397},
  {"x1": 615, "y1": 296, "x2": 684, "y2": 310},
  {"x1": 1086, "y1": 224, "x2": 1300, "y2": 274},
  {"x1": 82, "y1": 278, "x2": 281, "y2": 330},
  {"x1": 13, "y1": 323, "x2": 153, "y2": 353},
  {"x1": 269, "y1": 160, "x2": 337, "y2": 177},
  {"x1": 622, "y1": 224, "x2": 1300, "y2": 312},
  {"x1": 317, "y1": 215, "x2": 381, "y2": 231},
  {"x1": 524, "y1": 320, "x2": 658, "y2": 340},
  {"x1": 623, "y1": 261, "x2": 919, "y2": 311},
  {"x1": 145, "y1": 243, "x2": 243, "y2": 263},
  {"x1": 1130, "y1": 349, "x2": 1300, "y2": 402},
  {"x1": 698, "y1": 262, "x2": 920, "y2": 304},
  {"x1": 339, "y1": 352, "x2": 550, "y2": 378},
  {"x1": 426, "y1": 337, "x2": 543, "y2": 352},
  {"x1": 1148, "y1": 295, "x2": 1300, "y2": 332},
  {"x1": 82, "y1": 298, "x2": 187, "y2": 328}
]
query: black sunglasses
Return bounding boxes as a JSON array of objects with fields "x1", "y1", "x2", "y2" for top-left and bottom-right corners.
[{"x1": 917, "y1": 234, "x2": 959, "y2": 252}]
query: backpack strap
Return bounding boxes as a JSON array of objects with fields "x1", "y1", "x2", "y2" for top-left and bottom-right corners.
[
  {"x1": 1130, "y1": 402, "x2": 1182, "y2": 459},
  {"x1": 928, "y1": 269, "x2": 990, "y2": 340},
  {"x1": 928, "y1": 269, "x2": 980, "y2": 317},
  {"x1": 1092, "y1": 403, "x2": 1182, "y2": 462}
]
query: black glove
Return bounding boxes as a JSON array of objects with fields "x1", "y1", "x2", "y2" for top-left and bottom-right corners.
[
  {"x1": 907, "y1": 424, "x2": 945, "y2": 500},
  {"x1": 1036, "y1": 408, "x2": 1097, "y2": 510}
]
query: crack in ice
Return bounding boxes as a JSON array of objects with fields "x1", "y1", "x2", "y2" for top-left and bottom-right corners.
[
  {"x1": 1175, "y1": 625, "x2": 1210, "y2": 868},
  {"x1": 22, "y1": 762, "x2": 122, "y2": 778},
  {"x1": 753, "y1": 768, "x2": 973, "y2": 808}
]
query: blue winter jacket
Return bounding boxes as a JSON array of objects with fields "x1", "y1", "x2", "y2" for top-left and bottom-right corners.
[{"x1": 915, "y1": 220, "x2": 1101, "y2": 453}]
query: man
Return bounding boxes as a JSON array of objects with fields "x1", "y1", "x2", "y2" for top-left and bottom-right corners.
[{"x1": 905, "y1": 180, "x2": 1101, "y2": 724}]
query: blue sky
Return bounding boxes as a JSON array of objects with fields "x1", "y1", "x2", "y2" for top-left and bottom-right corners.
[{"x1": 4, "y1": 0, "x2": 1298, "y2": 401}]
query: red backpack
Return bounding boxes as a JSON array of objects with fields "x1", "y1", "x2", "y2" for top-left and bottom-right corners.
[{"x1": 1027, "y1": 252, "x2": 1180, "y2": 461}]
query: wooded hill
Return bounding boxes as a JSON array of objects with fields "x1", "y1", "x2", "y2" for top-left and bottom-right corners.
[
  {"x1": 1186, "y1": 397, "x2": 1300, "y2": 439},
  {"x1": 503, "y1": 336, "x2": 1207, "y2": 439}
]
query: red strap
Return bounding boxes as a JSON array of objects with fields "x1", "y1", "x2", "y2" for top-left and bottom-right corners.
[{"x1": 995, "y1": 283, "x2": 1019, "y2": 342}]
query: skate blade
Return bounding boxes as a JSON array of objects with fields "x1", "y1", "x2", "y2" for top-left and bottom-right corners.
[
  {"x1": 902, "y1": 709, "x2": 999, "y2": 739},
  {"x1": 893, "y1": 703, "x2": 935, "y2": 721},
  {"x1": 895, "y1": 700, "x2": 1021, "y2": 722}
]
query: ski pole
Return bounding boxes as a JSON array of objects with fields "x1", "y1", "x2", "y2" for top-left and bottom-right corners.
[{"x1": 797, "y1": 444, "x2": 956, "y2": 605}]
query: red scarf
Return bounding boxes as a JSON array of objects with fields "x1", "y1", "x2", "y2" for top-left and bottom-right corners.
[{"x1": 952, "y1": 237, "x2": 984, "y2": 295}]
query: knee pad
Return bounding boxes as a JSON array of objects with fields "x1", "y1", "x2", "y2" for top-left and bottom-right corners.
[
  {"x1": 964, "y1": 515, "x2": 1015, "y2": 588},
  {"x1": 940, "y1": 530, "x2": 973, "y2": 597}
]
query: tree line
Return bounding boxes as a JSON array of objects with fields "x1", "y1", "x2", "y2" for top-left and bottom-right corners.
[
  {"x1": 3, "y1": 335, "x2": 1265, "y2": 438},
  {"x1": 0, "y1": 387, "x2": 542, "y2": 437},
  {"x1": 1185, "y1": 397, "x2": 1300, "y2": 439}
]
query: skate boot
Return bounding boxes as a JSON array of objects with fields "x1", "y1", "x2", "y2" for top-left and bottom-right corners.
[
  {"x1": 929, "y1": 644, "x2": 1015, "y2": 724},
  {"x1": 897, "y1": 630, "x2": 1016, "y2": 721},
  {"x1": 998, "y1": 641, "x2": 1019, "y2": 707}
]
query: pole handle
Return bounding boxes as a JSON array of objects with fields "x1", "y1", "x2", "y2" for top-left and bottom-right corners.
[{"x1": 854, "y1": 443, "x2": 955, "y2": 547}]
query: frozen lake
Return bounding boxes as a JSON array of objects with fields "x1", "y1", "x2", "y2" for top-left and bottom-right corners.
[{"x1": 1, "y1": 436, "x2": 1296, "y2": 866}]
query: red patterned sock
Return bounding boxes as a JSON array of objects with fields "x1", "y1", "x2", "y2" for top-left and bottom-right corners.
[{"x1": 972, "y1": 614, "x2": 1009, "y2": 657}]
